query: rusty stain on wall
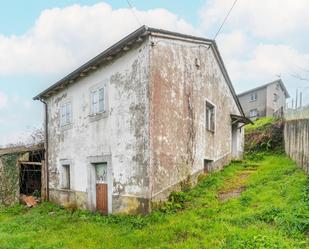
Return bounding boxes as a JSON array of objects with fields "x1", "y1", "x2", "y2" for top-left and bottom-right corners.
[
  {"x1": 149, "y1": 36, "x2": 243, "y2": 199},
  {"x1": 37, "y1": 29, "x2": 244, "y2": 214}
]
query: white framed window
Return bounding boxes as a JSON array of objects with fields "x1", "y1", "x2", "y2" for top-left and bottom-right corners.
[
  {"x1": 274, "y1": 93, "x2": 278, "y2": 102},
  {"x1": 249, "y1": 109, "x2": 258, "y2": 118},
  {"x1": 250, "y1": 92, "x2": 257, "y2": 102},
  {"x1": 60, "y1": 102, "x2": 72, "y2": 126},
  {"x1": 205, "y1": 101, "x2": 215, "y2": 132},
  {"x1": 62, "y1": 164, "x2": 70, "y2": 189},
  {"x1": 91, "y1": 86, "x2": 105, "y2": 115}
]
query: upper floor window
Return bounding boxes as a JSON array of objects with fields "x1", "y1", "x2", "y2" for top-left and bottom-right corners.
[
  {"x1": 206, "y1": 101, "x2": 215, "y2": 132},
  {"x1": 91, "y1": 87, "x2": 105, "y2": 115},
  {"x1": 250, "y1": 92, "x2": 257, "y2": 102},
  {"x1": 60, "y1": 102, "x2": 72, "y2": 126},
  {"x1": 274, "y1": 93, "x2": 278, "y2": 102}
]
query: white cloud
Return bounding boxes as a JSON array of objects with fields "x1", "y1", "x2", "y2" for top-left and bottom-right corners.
[
  {"x1": 0, "y1": 2, "x2": 197, "y2": 75},
  {"x1": 200, "y1": 0, "x2": 309, "y2": 94},
  {"x1": 216, "y1": 31, "x2": 253, "y2": 58},
  {"x1": 0, "y1": 91, "x2": 8, "y2": 108},
  {"x1": 0, "y1": 130, "x2": 33, "y2": 147},
  {"x1": 222, "y1": 43, "x2": 309, "y2": 92},
  {"x1": 200, "y1": 0, "x2": 309, "y2": 39}
]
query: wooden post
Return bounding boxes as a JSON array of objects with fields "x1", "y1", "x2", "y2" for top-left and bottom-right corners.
[{"x1": 41, "y1": 160, "x2": 47, "y2": 201}]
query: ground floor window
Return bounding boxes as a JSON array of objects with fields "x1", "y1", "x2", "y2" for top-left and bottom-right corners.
[
  {"x1": 206, "y1": 101, "x2": 215, "y2": 132},
  {"x1": 249, "y1": 109, "x2": 258, "y2": 118},
  {"x1": 62, "y1": 164, "x2": 70, "y2": 189}
]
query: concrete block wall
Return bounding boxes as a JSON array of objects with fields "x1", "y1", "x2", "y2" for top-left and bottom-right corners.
[{"x1": 284, "y1": 119, "x2": 309, "y2": 173}]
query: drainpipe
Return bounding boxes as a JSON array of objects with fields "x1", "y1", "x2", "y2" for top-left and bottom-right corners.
[{"x1": 39, "y1": 98, "x2": 49, "y2": 201}]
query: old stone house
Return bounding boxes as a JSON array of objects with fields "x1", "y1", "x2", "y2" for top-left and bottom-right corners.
[
  {"x1": 34, "y1": 26, "x2": 250, "y2": 214},
  {"x1": 237, "y1": 79, "x2": 290, "y2": 120}
]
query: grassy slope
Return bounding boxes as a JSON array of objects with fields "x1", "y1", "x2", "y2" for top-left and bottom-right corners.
[
  {"x1": 245, "y1": 117, "x2": 276, "y2": 134},
  {"x1": 0, "y1": 155, "x2": 308, "y2": 249}
]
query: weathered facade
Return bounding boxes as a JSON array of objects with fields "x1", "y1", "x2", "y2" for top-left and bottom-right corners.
[
  {"x1": 238, "y1": 79, "x2": 290, "y2": 119},
  {"x1": 34, "y1": 26, "x2": 249, "y2": 214}
]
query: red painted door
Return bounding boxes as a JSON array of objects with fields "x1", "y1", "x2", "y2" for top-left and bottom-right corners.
[
  {"x1": 96, "y1": 183, "x2": 108, "y2": 214},
  {"x1": 95, "y1": 163, "x2": 108, "y2": 214}
]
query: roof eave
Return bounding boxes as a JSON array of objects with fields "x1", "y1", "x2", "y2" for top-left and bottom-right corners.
[
  {"x1": 33, "y1": 26, "x2": 246, "y2": 118},
  {"x1": 33, "y1": 25, "x2": 150, "y2": 100},
  {"x1": 211, "y1": 41, "x2": 245, "y2": 117}
]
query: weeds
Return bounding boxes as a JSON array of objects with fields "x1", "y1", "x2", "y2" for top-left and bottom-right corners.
[{"x1": 0, "y1": 155, "x2": 308, "y2": 249}]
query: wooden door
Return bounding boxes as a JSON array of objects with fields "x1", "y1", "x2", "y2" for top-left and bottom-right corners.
[
  {"x1": 95, "y1": 163, "x2": 108, "y2": 214},
  {"x1": 96, "y1": 183, "x2": 108, "y2": 214}
]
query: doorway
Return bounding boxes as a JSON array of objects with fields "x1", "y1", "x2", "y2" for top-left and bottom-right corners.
[
  {"x1": 95, "y1": 163, "x2": 108, "y2": 214},
  {"x1": 204, "y1": 159, "x2": 213, "y2": 173},
  {"x1": 20, "y1": 163, "x2": 41, "y2": 196},
  {"x1": 231, "y1": 124, "x2": 238, "y2": 158}
]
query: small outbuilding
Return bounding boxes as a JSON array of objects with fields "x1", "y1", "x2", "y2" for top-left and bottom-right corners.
[{"x1": 0, "y1": 143, "x2": 46, "y2": 206}]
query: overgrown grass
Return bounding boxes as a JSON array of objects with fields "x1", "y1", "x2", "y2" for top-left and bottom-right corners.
[
  {"x1": 0, "y1": 155, "x2": 308, "y2": 248},
  {"x1": 245, "y1": 117, "x2": 276, "y2": 134},
  {"x1": 245, "y1": 117, "x2": 284, "y2": 152}
]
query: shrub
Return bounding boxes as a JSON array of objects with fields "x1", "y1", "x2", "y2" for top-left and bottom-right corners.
[
  {"x1": 160, "y1": 191, "x2": 190, "y2": 213},
  {"x1": 245, "y1": 117, "x2": 284, "y2": 153}
]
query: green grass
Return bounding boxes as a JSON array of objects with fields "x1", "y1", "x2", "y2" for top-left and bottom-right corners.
[
  {"x1": 1, "y1": 154, "x2": 309, "y2": 249},
  {"x1": 245, "y1": 117, "x2": 276, "y2": 134}
]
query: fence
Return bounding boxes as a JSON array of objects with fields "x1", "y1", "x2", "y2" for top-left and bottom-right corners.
[
  {"x1": 284, "y1": 104, "x2": 309, "y2": 172},
  {"x1": 285, "y1": 107, "x2": 309, "y2": 121}
]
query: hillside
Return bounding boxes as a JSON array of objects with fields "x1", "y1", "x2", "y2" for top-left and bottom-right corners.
[
  {"x1": 1, "y1": 155, "x2": 308, "y2": 249},
  {"x1": 245, "y1": 117, "x2": 284, "y2": 153}
]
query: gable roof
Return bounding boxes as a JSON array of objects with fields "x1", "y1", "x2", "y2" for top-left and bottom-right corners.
[
  {"x1": 33, "y1": 26, "x2": 245, "y2": 117},
  {"x1": 237, "y1": 79, "x2": 290, "y2": 98}
]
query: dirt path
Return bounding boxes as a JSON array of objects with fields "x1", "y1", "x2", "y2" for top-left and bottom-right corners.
[{"x1": 218, "y1": 168, "x2": 257, "y2": 201}]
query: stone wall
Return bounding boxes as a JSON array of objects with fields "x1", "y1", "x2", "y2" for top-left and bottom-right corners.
[{"x1": 148, "y1": 35, "x2": 244, "y2": 200}]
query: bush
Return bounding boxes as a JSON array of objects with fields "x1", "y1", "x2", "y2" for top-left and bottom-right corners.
[
  {"x1": 244, "y1": 152, "x2": 265, "y2": 161},
  {"x1": 245, "y1": 117, "x2": 284, "y2": 153},
  {"x1": 160, "y1": 191, "x2": 190, "y2": 213}
]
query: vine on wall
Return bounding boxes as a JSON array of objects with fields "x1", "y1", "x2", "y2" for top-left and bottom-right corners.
[{"x1": 0, "y1": 153, "x2": 20, "y2": 206}]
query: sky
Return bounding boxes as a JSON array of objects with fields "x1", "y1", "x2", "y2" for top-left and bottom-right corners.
[{"x1": 0, "y1": 0, "x2": 309, "y2": 146}]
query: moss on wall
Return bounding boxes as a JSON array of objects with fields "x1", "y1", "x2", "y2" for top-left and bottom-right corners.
[{"x1": 0, "y1": 153, "x2": 20, "y2": 206}]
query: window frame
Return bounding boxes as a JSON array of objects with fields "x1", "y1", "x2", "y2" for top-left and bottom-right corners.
[
  {"x1": 89, "y1": 81, "x2": 109, "y2": 121},
  {"x1": 90, "y1": 86, "x2": 106, "y2": 115},
  {"x1": 61, "y1": 164, "x2": 71, "y2": 190},
  {"x1": 250, "y1": 92, "x2": 257, "y2": 102},
  {"x1": 205, "y1": 100, "x2": 216, "y2": 133},
  {"x1": 60, "y1": 101, "x2": 72, "y2": 127},
  {"x1": 249, "y1": 108, "x2": 258, "y2": 118}
]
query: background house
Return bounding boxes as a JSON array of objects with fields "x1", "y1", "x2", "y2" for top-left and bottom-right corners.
[
  {"x1": 34, "y1": 26, "x2": 250, "y2": 215},
  {"x1": 237, "y1": 79, "x2": 290, "y2": 120}
]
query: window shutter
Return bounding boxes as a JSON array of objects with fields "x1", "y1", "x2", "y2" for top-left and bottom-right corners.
[{"x1": 99, "y1": 87, "x2": 105, "y2": 112}]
